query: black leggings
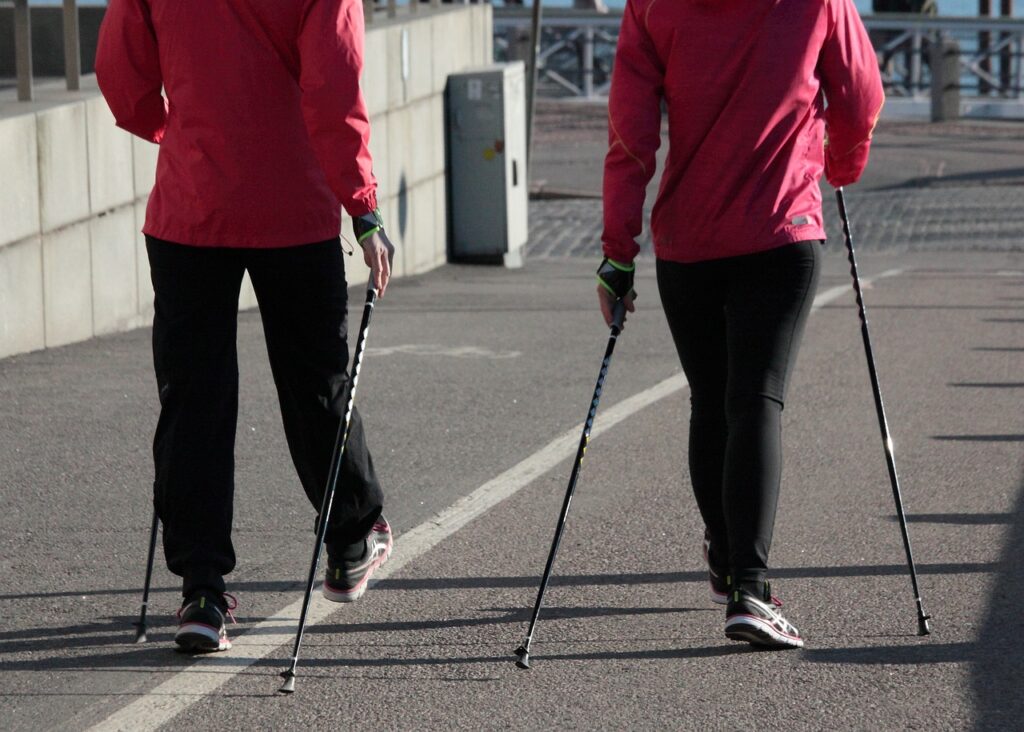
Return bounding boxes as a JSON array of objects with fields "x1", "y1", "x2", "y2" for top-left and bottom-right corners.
[
  {"x1": 147, "y1": 236, "x2": 384, "y2": 597},
  {"x1": 656, "y1": 241, "x2": 820, "y2": 592}
]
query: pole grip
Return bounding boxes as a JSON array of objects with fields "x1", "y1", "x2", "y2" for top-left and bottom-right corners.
[{"x1": 611, "y1": 298, "x2": 626, "y2": 333}]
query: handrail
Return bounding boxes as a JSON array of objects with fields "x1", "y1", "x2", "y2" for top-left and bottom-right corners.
[{"x1": 494, "y1": 8, "x2": 1024, "y2": 105}]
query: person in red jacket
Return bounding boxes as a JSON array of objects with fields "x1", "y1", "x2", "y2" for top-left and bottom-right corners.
[
  {"x1": 596, "y1": 0, "x2": 884, "y2": 648},
  {"x1": 96, "y1": 0, "x2": 396, "y2": 653}
]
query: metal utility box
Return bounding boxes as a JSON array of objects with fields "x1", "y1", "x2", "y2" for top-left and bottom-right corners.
[{"x1": 446, "y1": 62, "x2": 528, "y2": 268}]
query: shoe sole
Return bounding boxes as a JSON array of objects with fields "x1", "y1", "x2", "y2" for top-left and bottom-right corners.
[
  {"x1": 322, "y1": 537, "x2": 394, "y2": 603},
  {"x1": 725, "y1": 615, "x2": 804, "y2": 649},
  {"x1": 175, "y1": 623, "x2": 231, "y2": 653}
]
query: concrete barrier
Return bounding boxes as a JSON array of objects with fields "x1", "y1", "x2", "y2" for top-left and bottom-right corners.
[{"x1": 0, "y1": 3, "x2": 493, "y2": 359}]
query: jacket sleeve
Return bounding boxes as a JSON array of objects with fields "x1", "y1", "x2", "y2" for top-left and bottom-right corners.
[
  {"x1": 818, "y1": 0, "x2": 885, "y2": 188},
  {"x1": 601, "y1": 0, "x2": 664, "y2": 264},
  {"x1": 297, "y1": 0, "x2": 377, "y2": 216},
  {"x1": 94, "y1": 0, "x2": 167, "y2": 144}
]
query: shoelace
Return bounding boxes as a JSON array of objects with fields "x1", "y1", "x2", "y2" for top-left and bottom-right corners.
[
  {"x1": 223, "y1": 592, "x2": 238, "y2": 624},
  {"x1": 176, "y1": 592, "x2": 239, "y2": 624}
]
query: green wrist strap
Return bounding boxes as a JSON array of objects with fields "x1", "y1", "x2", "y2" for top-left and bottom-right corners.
[
  {"x1": 605, "y1": 258, "x2": 635, "y2": 273},
  {"x1": 356, "y1": 225, "x2": 381, "y2": 244}
]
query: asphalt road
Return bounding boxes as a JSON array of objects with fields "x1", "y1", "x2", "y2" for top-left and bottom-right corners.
[{"x1": 1, "y1": 104, "x2": 1022, "y2": 730}]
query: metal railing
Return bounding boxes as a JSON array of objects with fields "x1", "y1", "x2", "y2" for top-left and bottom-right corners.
[
  {"x1": 364, "y1": 0, "x2": 451, "y2": 25},
  {"x1": 494, "y1": 8, "x2": 1024, "y2": 108},
  {"x1": 9, "y1": 0, "x2": 81, "y2": 101}
]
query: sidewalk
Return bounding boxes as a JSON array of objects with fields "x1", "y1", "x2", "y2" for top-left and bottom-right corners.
[{"x1": 0, "y1": 101, "x2": 1022, "y2": 730}]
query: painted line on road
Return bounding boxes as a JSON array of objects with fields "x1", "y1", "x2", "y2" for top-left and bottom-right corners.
[{"x1": 90, "y1": 269, "x2": 900, "y2": 731}]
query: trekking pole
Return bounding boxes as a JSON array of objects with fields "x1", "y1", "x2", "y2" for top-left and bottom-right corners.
[
  {"x1": 280, "y1": 286, "x2": 379, "y2": 694},
  {"x1": 132, "y1": 509, "x2": 159, "y2": 643},
  {"x1": 836, "y1": 187, "x2": 931, "y2": 636},
  {"x1": 514, "y1": 299, "x2": 628, "y2": 669}
]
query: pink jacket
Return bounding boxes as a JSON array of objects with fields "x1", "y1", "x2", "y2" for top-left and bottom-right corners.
[
  {"x1": 602, "y1": 0, "x2": 884, "y2": 264},
  {"x1": 96, "y1": 0, "x2": 377, "y2": 248}
]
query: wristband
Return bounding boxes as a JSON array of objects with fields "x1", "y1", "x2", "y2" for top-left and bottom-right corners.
[
  {"x1": 353, "y1": 208, "x2": 385, "y2": 243},
  {"x1": 596, "y1": 257, "x2": 635, "y2": 299}
]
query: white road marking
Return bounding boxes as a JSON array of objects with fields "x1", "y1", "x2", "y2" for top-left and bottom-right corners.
[
  {"x1": 366, "y1": 344, "x2": 522, "y2": 359},
  {"x1": 89, "y1": 270, "x2": 898, "y2": 731}
]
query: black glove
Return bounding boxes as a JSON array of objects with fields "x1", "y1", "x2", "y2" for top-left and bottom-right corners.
[{"x1": 597, "y1": 257, "x2": 636, "y2": 299}]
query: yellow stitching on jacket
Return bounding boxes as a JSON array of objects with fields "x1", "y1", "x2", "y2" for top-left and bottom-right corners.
[
  {"x1": 832, "y1": 98, "x2": 885, "y2": 159},
  {"x1": 644, "y1": 0, "x2": 661, "y2": 32},
  {"x1": 608, "y1": 115, "x2": 647, "y2": 176}
]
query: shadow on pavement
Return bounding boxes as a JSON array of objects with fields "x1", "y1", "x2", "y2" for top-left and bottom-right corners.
[
  {"x1": 802, "y1": 475, "x2": 1024, "y2": 731},
  {"x1": 803, "y1": 641, "x2": 975, "y2": 665},
  {"x1": 306, "y1": 605, "x2": 699, "y2": 637},
  {"x1": 932, "y1": 434, "x2": 1024, "y2": 442},
  {"x1": 0, "y1": 562, "x2": 997, "y2": 602},
  {"x1": 948, "y1": 382, "x2": 1024, "y2": 388},
  {"x1": 971, "y1": 475, "x2": 1024, "y2": 732},
  {"x1": 874, "y1": 166, "x2": 1024, "y2": 191},
  {"x1": 261, "y1": 643, "x2": 749, "y2": 670},
  {"x1": 896, "y1": 512, "x2": 1015, "y2": 525}
]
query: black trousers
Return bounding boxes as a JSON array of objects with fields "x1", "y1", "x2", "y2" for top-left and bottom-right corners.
[
  {"x1": 146, "y1": 236, "x2": 384, "y2": 598},
  {"x1": 656, "y1": 241, "x2": 820, "y2": 592}
]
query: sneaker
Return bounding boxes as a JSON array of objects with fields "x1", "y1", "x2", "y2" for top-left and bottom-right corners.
[
  {"x1": 322, "y1": 517, "x2": 393, "y2": 603},
  {"x1": 725, "y1": 582, "x2": 803, "y2": 649},
  {"x1": 175, "y1": 591, "x2": 236, "y2": 653},
  {"x1": 702, "y1": 529, "x2": 729, "y2": 605}
]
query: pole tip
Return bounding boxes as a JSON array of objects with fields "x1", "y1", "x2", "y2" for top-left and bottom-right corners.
[
  {"x1": 514, "y1": 646, "x2": 531, "y2": 669},
  {"x1": 917, "y1": 614, "x2": 932, "y2": 636},
  {"x1": 132, "y1": 622, "x2": 147, "y2": 644},
  {"x1": 278, "y1": 670, "x2": 296, "y2": 694}
]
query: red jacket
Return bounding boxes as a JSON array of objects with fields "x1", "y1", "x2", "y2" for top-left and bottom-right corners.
[
  {"x1": 603, "y1": 0, "x2": 884, "y2": 264},
  {"x1": 95, "y1": 0, "x2": 376, "y2": 248}
]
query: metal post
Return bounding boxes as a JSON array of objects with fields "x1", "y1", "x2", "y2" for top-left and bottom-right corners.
[
  {"x1": 980, "y1": 0, "x2": 992, "y2": 94},
  {"x1": 63, "y1": 0, "x2": 81, "y2": 91},
  {"x1": 14, "y1": 0, "x2": 33, "y2": 102},
  {"x1": 431, "y1": 0, "x2": 441, "y2": 8},
  {"x1": 911, "y1": 29, "x2": 922, "y2": 97},
  {"x1": 364, "y1": 0, "x2": 374, "y2": 25},
  {"x1": 410, "y1": 0, "x2": 419, "y2": 14},
  {"x1": 582, "y1": 26, "x2": 594, "y2": 99},
  {"x1": 931, "y1": 38, "x2": 960, "y2": 121},
  {"x1": 387, "y1": 0, "x2": 397, "y2": 19},
  {"x1": 526, "y1": 0, "x2": 543, "y2": 167},
  {"x1": 1000, "y1": 0, "x2": 1013, "y2": 95},
  {"x1": 1011, "y1": 31, "x2": 1019, "y2": 98}
]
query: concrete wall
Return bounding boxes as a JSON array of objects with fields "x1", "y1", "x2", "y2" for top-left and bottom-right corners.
[{"x1": 0, "y1": 3, "x2": 492, "y2": 359}]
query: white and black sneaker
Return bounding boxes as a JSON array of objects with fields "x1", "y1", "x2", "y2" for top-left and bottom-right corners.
[
  {"x1": 322, "y1": 517, "x2": 393, "y2": 603},
  {"x1": 725, "y1": 582, "x2": 803, "y2": 649},
  {"x1": 175, "y1": 591, "x2": 236, "y2": 653}
]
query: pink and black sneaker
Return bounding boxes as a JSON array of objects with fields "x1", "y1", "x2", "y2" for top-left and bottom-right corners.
[
  {"x1": 175, "y1": 591, "x2": 236, "y2": 653},
  {"x1": 322, "y1": 517, "x2": 393, "y2": 603},
  {"x1": 725, "y1": 582, "x2": 803, "y2": 649}
]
